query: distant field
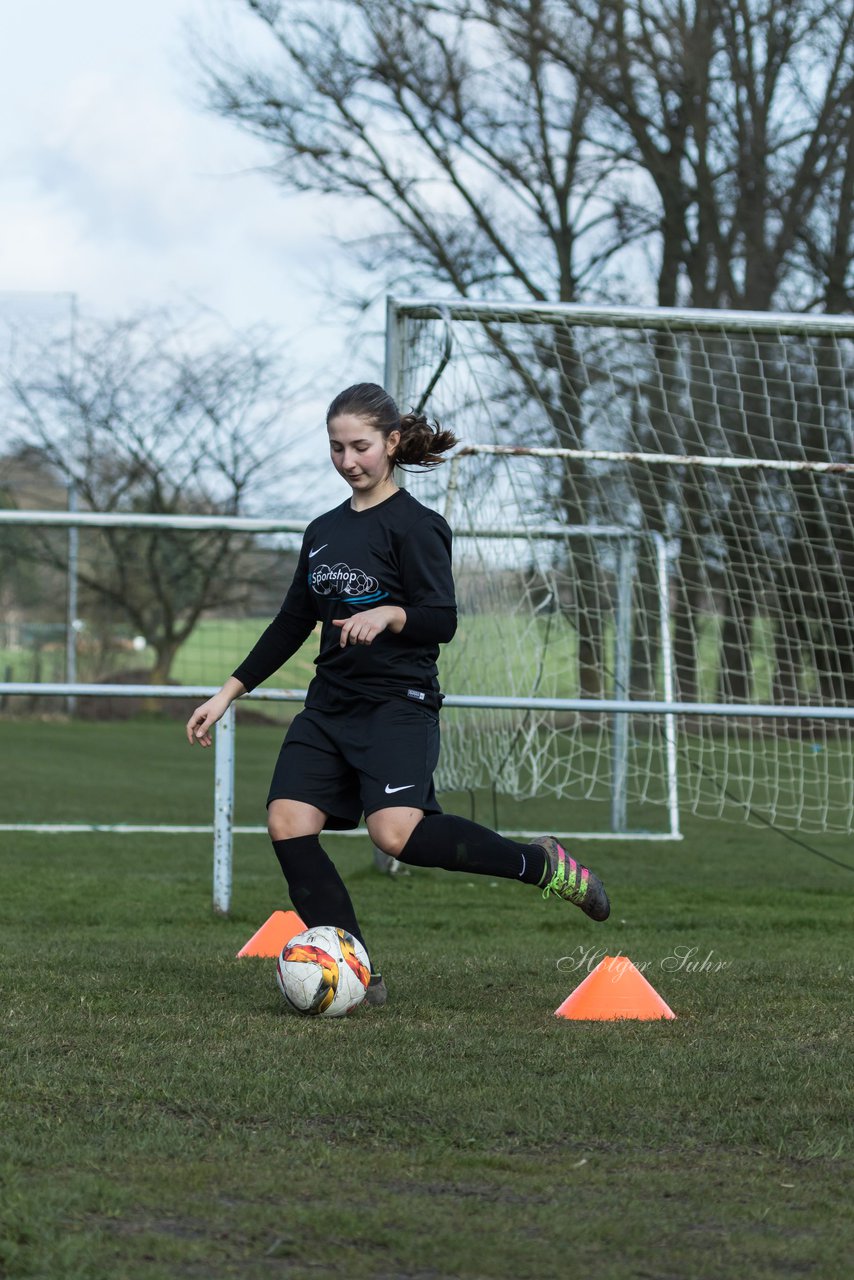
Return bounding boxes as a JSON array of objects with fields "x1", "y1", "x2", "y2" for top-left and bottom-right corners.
[
  {"x1": 171, "y1": 620, "x2": 318, "y2": 690},
  {"x1": 1, "y1": 718, "x2": 851, "y2": 1278},
  {"x1": 0, "y1": 620, "x2": 318, "y2": 691},
  {"x1": 2, "y1": 611, "x2": 782, "y2": 702}
]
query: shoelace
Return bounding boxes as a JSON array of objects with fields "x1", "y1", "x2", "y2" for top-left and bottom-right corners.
[{"x1": 542, "y1": 851, "x2": 586, "y2": 902}]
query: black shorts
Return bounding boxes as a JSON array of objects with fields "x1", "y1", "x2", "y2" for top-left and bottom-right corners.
[{"x1": 267, "y1": 701, "x2": 442, "y2": 830}]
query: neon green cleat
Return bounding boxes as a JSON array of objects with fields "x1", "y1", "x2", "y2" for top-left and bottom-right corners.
[{"x1": 533, "y1": 836, "x2": 610, "y2": 921}]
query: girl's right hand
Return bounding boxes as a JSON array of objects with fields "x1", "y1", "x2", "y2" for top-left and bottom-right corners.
[{"x1": 186, "y1": 692, "x2": 232, "y2": 748}]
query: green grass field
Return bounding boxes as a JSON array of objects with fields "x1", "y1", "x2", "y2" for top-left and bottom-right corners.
[
  {"x1": 0, "y1": 608, "x2": 784, "y2": 703},
  {"x1": 1, "y1": 719, "x2": 852, "y2": 1279}
]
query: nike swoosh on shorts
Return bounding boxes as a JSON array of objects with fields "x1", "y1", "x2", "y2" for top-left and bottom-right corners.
[{"x1": 384, "y1": 784, "x2": 415, "y2": 794}]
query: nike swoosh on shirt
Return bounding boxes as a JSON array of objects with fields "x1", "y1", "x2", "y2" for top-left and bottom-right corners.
[
  {"x1": 308, "y1": 544, "x2": 328, "y2": 558},
  {"x1": 384, "y1": 783, "x2": 415, "y2": 794}
]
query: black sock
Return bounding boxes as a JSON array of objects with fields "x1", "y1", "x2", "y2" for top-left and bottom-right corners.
[
  {"x1": 397, "y1": 814, "x2": 547, "y2": 885},
  {"x1": 272, "y1": 835, "x2": 369, "y2": 955}
]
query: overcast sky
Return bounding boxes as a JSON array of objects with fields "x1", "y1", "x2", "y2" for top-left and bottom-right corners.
[{"x1": 0, "y1": 0, "x2": 383, "y2": 397}]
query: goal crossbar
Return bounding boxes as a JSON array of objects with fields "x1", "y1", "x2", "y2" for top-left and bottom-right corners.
[{"x1": 390, "y1": 296, "x2": 854, "y2": 337}]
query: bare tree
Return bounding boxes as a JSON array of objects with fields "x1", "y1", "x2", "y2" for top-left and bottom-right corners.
[
  {"x1": 196, "y1": 0, "x2": 854, "y2": 707},
  {"x1": 4, "y1": 309, "x2": 301, "y2": 684},
  {"x1": 542, "y1": 0, "x2": 854, "y2": 701},
  {"x1": 545, "y1": 0, "x2": 854, "y2": 311},
  {"x1": 197, "y1": 0, "x2": 642, "y2": 303}
]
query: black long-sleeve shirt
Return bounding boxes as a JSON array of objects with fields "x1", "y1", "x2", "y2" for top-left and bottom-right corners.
[{"x1": 233, "y1": 490, "x2": 457, "y2": 712}]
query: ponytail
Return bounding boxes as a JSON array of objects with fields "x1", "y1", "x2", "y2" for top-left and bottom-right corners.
[{"x1": 394, "y1": 410, "x2": 458, "y2": 469}]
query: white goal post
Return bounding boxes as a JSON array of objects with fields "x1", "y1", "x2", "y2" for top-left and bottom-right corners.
[{"x1": 385, "y1": 297, "x2": 854, "y2": 839}]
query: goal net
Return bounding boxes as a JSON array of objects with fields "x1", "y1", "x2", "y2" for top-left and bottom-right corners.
[{"x1": 388, "y1": 299, "x2": 854, "y2": 836}]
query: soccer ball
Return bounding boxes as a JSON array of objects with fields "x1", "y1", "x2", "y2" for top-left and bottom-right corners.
[{"x1": 276, "y1": 925, "x2": 371, "y2": 1017}]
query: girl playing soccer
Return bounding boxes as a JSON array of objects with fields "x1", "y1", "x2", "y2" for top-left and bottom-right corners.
[{"x1": 186, "y1": 383, "x2": 610, "y2": 1005}]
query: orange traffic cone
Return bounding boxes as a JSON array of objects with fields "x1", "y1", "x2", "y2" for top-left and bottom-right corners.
[
  {"x1": 236, "y1": 910, "x2": 306, "y2": 958},
  {"x1": 555, "y1": 955, "x2": 676, "y2": 1021}
]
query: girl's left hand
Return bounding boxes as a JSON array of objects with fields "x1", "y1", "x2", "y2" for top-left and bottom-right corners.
[{"x1": 332, "y1": 606, "x2": 406, "y2": 648}]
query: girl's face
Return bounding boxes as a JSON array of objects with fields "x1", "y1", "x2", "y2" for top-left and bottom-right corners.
[{"x1": 327, "y1": 414, "x2": 400, "y2": 498}]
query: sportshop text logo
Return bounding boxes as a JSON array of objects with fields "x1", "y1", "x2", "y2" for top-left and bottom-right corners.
[{"x1": 309, "y1": 561, "x2": 388, "y2": 605}]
